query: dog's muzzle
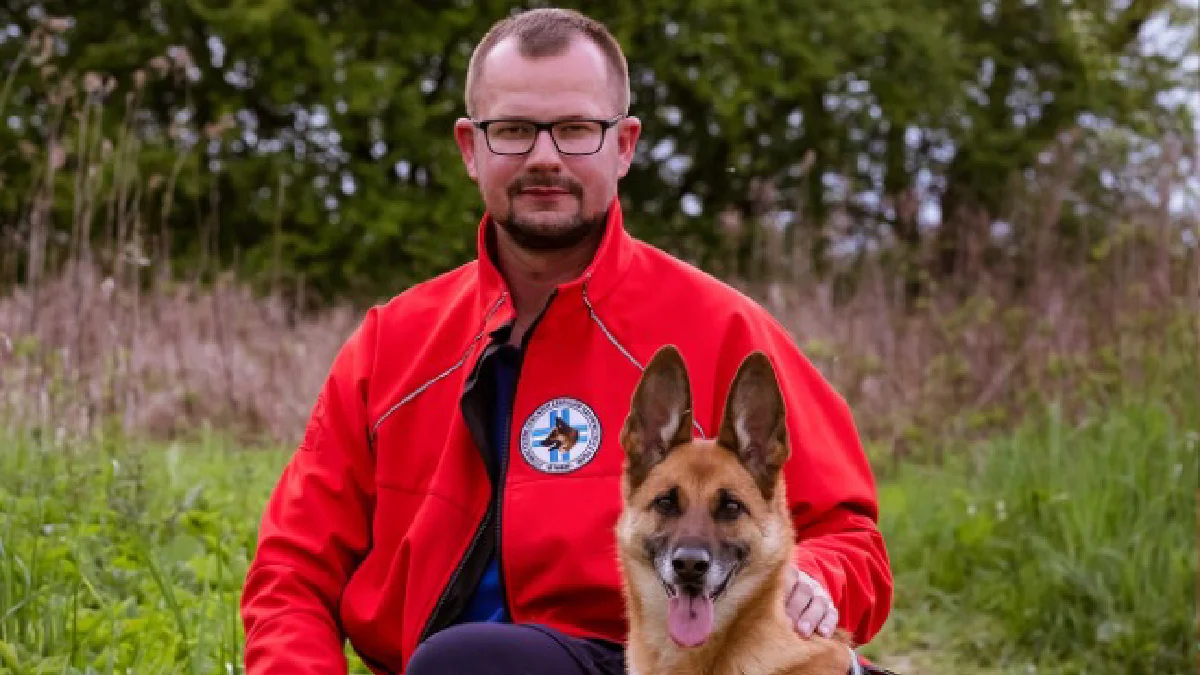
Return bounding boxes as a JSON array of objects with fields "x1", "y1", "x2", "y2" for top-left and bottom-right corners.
[
  {"x1": 657, "y1": 542, "x2": 740, "y2": 602},
  {"x1": 670, "y1": 545, "x2": 710, "y2": 594}
]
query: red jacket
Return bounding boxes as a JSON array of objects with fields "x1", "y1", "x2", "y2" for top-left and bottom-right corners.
[{"x1": 241, "y1": 197, "x2": 893, "y2": 674}]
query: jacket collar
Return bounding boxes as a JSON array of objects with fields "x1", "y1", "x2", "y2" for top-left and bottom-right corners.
[{"x1": 475, "y1": 194, "x2": 634, "y2": 334}]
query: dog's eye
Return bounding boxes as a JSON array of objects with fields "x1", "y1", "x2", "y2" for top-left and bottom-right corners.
[
  {"x1": 715, "y1": 492, "x2": 745, "y2": 521},
  {"x1": 651, "y1": 488, "x2": 680, "y2": 517}
]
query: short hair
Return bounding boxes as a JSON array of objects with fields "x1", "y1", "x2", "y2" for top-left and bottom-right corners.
[{"x1": 464, "y1": 8, "x2": 631, "y2": 118}]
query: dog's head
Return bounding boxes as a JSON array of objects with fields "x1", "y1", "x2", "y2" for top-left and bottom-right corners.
[
  {"x1": 539, "y1": 417, "x2": 580, "y2": 451},
  {"x1": 616, "y1": 345, "x2": 793, "y2": 649}
]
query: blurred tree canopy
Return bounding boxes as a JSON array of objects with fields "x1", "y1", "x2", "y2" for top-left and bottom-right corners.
[{"x1": 0, "y1": 0, "x2": 1195, "y2": 305}]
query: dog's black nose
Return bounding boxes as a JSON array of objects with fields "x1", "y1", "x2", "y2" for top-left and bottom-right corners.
[{"x1": 671, "y1": 545, "x2": 711, "y2": 581}]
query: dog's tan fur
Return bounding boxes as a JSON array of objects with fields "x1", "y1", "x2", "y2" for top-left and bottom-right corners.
[{"x1": 615, "y1": 346, "x2": 853, "y2": 675}]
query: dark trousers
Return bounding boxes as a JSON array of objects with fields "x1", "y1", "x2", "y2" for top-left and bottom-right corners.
[{"x1": 407, "y1": 623, "x2": 626, "y2": 675}]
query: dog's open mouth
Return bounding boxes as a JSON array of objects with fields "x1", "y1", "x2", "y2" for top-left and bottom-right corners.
[
  {"x1": 666, "y1": 591, "x2": 713, "y2": 648},
  {"x1": 659, "y1": 569, "x2": 737, "y2": 648}
]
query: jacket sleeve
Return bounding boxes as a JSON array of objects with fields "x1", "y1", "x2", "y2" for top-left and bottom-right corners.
[
  {"x1": 721, "y1": 313, "x2": 893, "y2": 646},
  {"x1": 241, "y1": 310, "x2": 379, "y2": 674}
]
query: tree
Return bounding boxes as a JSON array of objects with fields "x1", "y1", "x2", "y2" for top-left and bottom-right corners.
[{"x1": 1, "y1": 0, "x2": 1192, "y2": 306}]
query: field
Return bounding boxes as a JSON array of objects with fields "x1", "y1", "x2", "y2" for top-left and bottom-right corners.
[
  {"x1": 1, "y1": 374, "x2": 1194, "y2": 674},
  {"x1": 2, "y1": 8, "x2": 1197, "y2": 672}
]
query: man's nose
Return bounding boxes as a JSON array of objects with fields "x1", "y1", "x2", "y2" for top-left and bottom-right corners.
[
  {"x1": 671, "y1": 544, "x2": 711, "y2": 582},
  {"x1": 525, "y1": 128, "x2": 564, "y2": 166}
]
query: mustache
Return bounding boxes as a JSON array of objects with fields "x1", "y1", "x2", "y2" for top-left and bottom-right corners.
[{"x1": 508, "y1": 175, "x2": 583, "y2": 198}]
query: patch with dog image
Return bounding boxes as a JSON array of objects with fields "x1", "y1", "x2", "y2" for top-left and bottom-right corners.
[{"x1": 519, "y1": 397, "x2": 602, "y2": 474}]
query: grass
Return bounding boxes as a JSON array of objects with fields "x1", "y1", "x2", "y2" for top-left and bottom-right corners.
[
  {"x1": 861, "y1": 384, "x2": 1198, "y2": 674},
  {"x1": 0, "y1": 428, "x2": 281, "y2": 674},
  {"x1": 0, "y1": 425, "x2": 382, "y2": 675},
  {"x1": 2, "y1": 378, "x2": 1196, "y2": 674}
]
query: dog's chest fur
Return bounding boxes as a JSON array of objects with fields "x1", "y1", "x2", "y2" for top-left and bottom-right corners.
[
  {"x1": 624, "y1": 574, "x2": 852, "y2": 675},
  {"x1": 626, "y1": 614, "x2": 851, "y2": 675}
]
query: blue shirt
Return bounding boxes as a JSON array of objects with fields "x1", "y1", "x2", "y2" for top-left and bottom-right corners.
[{"x1": 453, "y1": 346, "x2": 519, "y2": 624}]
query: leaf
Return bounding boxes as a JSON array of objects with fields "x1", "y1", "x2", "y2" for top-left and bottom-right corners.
[{"x1": 0, "y1": 640, "x2": 18, "y2": 671}]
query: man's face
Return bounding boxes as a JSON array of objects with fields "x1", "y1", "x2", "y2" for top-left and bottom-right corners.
[{"x1": 454, "y1": 36, "x2": 641, "y2": 250}]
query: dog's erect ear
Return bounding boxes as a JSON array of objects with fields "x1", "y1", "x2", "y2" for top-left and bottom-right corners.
[
  {"x1": 620, "y1": 345, "x2": 694, "y2": 489},
  {"x1": 717, "y1": 351, "x2": 790, "y2": 500}
]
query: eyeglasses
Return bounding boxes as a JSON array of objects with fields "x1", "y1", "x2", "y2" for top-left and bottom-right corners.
[{"x1": 472, "y1": 116, "x2": 626, "y2": 156}]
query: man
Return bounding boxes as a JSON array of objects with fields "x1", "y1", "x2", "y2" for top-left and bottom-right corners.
[{"x1": 241, "y1": 8, "x2": 893, "y2": 675}]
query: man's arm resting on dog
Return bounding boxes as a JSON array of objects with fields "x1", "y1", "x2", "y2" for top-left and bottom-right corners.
[
  {"x1": 788, "y1": 507, "x2": 891, "y2": 644},
  {"x1": 781, "y1": 346, "x2": 892, "y2": 646},
  {"x1": 723, "y1": 314, "x2": 894, "y2": 646},
  {"x1": 241, "y1": 314, "x2": 379, "y2": 674}
]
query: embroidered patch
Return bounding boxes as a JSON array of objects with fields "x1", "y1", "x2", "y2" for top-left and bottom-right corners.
[{"x1": 519, "y1": 397, "x2": 602, "y2": 473}]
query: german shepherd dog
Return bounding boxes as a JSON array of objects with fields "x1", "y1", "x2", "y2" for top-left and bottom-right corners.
[
  {"x1": 540, "y1": 416, "x2": 580, "y2": 453},
  {"x1": 615, "y1": 346, "x2": 855, "y2": 675}
]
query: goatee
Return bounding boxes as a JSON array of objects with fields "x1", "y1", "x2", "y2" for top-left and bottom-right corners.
[
  {"x1": 496, "y1": 210, "x2": 607, "y2": 251},
  {"x1": 497, "y1": 175, "x2": 606, "y2": 251}
]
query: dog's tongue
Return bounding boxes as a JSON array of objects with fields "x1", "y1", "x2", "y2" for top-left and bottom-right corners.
[{"x1": 667, "y1": 594, "x2": 715, "y2": 647}]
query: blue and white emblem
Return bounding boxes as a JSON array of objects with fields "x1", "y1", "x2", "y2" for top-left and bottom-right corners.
[{"x1": 520, "y1": 397, "x2": 602, "y2": 474}]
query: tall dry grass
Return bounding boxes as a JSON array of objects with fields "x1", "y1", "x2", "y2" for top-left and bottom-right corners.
[
  {"x1": 758, "y1": 226, "x2": 1198, "y2": 469},
  {"x1": 0, "y1": 22, "x2": 357, "y2": 444},
  {"x1": 0, "y1": 264, "x2": 357, "y2": 443},
  {"x1": 1, "y1": 16, "x2": 1196, "y2": 459},
  {"x1": 731, "y1": 131, "x2": 1199, "y2": 469}
]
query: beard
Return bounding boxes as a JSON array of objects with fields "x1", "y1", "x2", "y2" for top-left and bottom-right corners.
[{"x1": 495, "y1": 175, "x2": 607, "y2": 251}]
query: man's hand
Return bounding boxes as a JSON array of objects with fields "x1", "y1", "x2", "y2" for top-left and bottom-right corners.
[{"x1": 784, "y1": 563, "x2": 838, "y2": 638}]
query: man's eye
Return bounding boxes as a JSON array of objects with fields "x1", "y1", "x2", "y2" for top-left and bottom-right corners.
[
  {"x1": 492, "y1": 123, "x2": 532, "y2": 138},
  {"x1": 556, "y1": 123, "x2": 596, "y2": 137}
]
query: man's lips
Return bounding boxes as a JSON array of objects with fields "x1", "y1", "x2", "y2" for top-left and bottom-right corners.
[{"x1": 519, "y1": 187, "x2": 570, "y2": 196}]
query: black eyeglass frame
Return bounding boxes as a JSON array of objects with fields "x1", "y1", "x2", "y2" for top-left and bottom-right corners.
[{"x1": 471, "y1": 115, "x2": 627, "y2": 156}]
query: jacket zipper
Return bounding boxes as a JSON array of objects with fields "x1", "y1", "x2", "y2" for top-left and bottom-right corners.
[
  {"x1": 493, "y1": 294, "x2": 551, "y2": 623},
  {"x1": 416, "y1": 471, "x2": 493, "y2": 645},
  {"x1": 416, "y1": 291, "x2": 554, "y2": 643},
  {"x1": 494, "y1": 397, "x2": 514, "y2": 621},
  {"x1": 416, "y1": 337, "x2": 500, "y2": 644}
]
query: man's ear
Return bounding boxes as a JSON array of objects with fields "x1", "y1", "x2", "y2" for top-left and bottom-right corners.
[
  {"x1": 615, "y1": 115, "x2": 642, "y2": 179},
  {"x1": 620, "y1": 345, "x2": 693, "y2": 489},
  {"x1": 716, "y1": 351, "x2": 790, "y2": 500},
  {"x1": 454, "y1": 117, "x2": 480, "y2": 181}
]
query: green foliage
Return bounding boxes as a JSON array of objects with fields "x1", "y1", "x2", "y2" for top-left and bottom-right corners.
[
  {"x1": 870, "y1": 388, "x2": 1198, "y2": 674},
  {"x1": 0, "y1": 431, "x2": 370, "y2": 674},
  {"x1": 1, "y1": 1, "x2": 1193, "y2": 303}
]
